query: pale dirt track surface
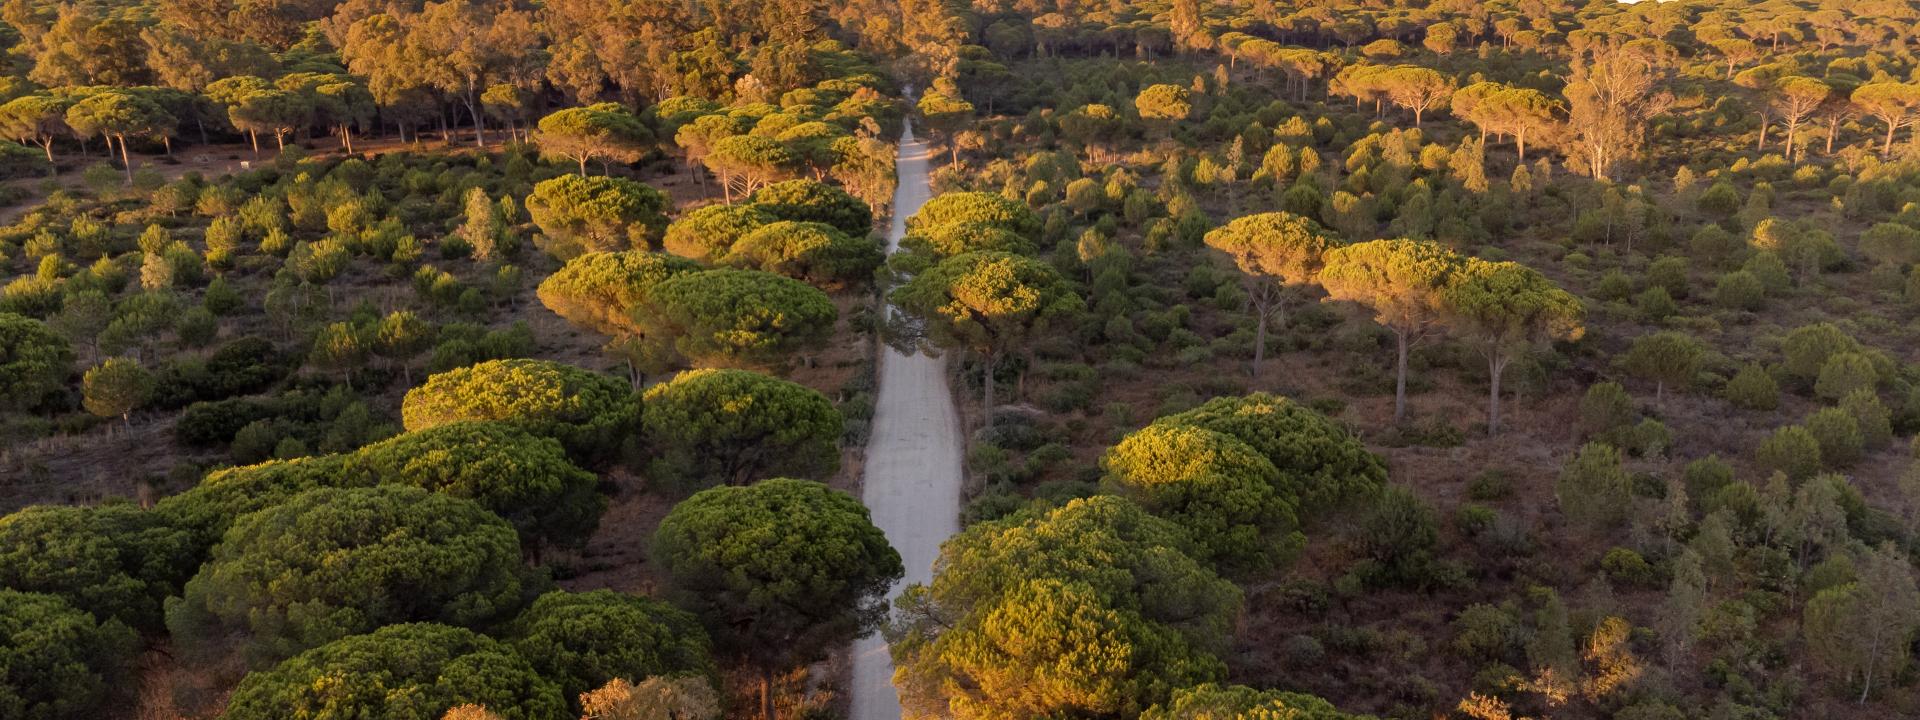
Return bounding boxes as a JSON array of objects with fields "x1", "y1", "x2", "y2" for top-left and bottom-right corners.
[{"x1": 849, "y1": 119, "x2": 962, "y2": 720}]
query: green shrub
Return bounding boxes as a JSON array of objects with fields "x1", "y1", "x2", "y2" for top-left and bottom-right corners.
[
  {"x1": 1723, "y1": 364, "x2": 1778, "y2": 410},
  {"x1": 1756, "y1": 425, "x2": 1822, "y2": 479},
  {"x1": 1805, "y1": 408, "x2": 1863, "y2": 468},
  {"x1": 0, "y1": 590, "x2": 140, "y2": 720},
  {"x1": 402, "y1": 359, "x2": 639, "y2": 463},
  {"x1": 223, "y1": 623, "x2": 565, "y2": 720}
]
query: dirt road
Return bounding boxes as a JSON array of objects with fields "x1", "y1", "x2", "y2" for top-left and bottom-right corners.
[{"x1": 849, "y1": 118, "x2": 962, "y2": 720}]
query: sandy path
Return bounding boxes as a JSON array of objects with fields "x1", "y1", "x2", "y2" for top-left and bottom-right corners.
[{"x1": 849, "y1": 119, "x2": 962, "y2": 720}]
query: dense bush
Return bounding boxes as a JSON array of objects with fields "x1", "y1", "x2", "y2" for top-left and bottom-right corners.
[
  {"x1": 402, "y1": 359, "x2": 640, "y2": 462},
  {"x1": 0, "y1": 590, "x2": 139, "y2": 720},
  {"x1": 167, "y1": 486, "x2": 530, "y2": 664},
  {"x1": 0, "y1": 312, "x2": 72, "y2": 410},
  {"x1": 1102, "y1": 423, "x2": 1297, "y2": 571},
  {"x1": 507, "y1": 589, "x2": 714, "y2": 702},
  {"x1": 1152, "y1": 393, "x2": 1386, "y2": 512},
  {"x1": 0, "y1": 503, "x2": 196, "y2": 630},
  {"x1": 747, "y1": 179, "x2": 874, "y2": 236},
  {"x1": 224, "y1": 623, "x2": 566, "y2": 720},
  {"x1": 642, "y1": 368, "x2": 842, "y2": 488},
  {"x1": 345, "y1": 421, "x2": 606, "y2": 550}
]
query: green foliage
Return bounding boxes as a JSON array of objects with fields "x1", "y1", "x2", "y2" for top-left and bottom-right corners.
[
  {"x1": 663, "y1": 204, "x2": 773, "y2": 263},
  {"x1": 653, "y1": 478, "x2": 901, "y2": 685},
  {"x1": 1756, "y1": 425, "x2": 1822, "y2": 480},
  {"x1": 526, "y1": 174, "x2": 670, "y2": 257},
  {"x1": 747, "y1": 178, "x2": 874, "y2": 236},
  {"x1": 726, "y1": 220, "x2": 884, "y2": 288},
  {"x1": 401, "y1": 359, "x2": 640, "y2": 463},
  {"x1": 152, "y1": 456, "x2": 352, "y2": 555},
  {"x1": 224, "y1": 623, "x2": 566, "y2": 720},
  {"x1": 1353, "y1": 485, "x2": 1452, "y2": 589},
  {"x1": 906, "y1": 191, "x2": 1040, "y2": 236},
  {"x1": 1724, "y1": 364, "x2": 1779, "y2": 410},
  {"x1": 0, "y1": 504, "x2": 195, "y2": 631},
  {"x1": 902, "y1": 221, "x2": 1036, "y2": 258},
  {"x1": 1783, "y1": 323, "x2": 1864, "y2": 383},
  {"x1": 507, "y1": 590, "x2": 714, "y2": 703},
  {"x1": 1815, "y1": 352, "x2": 1880, "y2": 401},
  {"x1": 0, "y1": 312, "x2": 72, "y2": 410},
  {"x1": 0, "y1": 590, "x2": 139, "y2": 720},
  {"x1": 891, "y1": 496, "x2": 1239, "y2": 719},
  {"x1": 642, "y1": 369, "x2": 841, "y2": 488},
  {"x1": 536, "y1": 251, "x2": 700, "y2": 338},
  {"x1": 166, "y1": 486, "x2": 529, "y2": 665},
  {"x1": 346, "y1": 421, "x2": 606, "y2": 549},
  {"x1": 1135, "y1": 84, "x2": 1194, "y2": 121},
  {"x1": 1152, "y1": 393, "x2": 1386, "y2": 512},
  {"x1": 1141, "y1": 683, "x2": 1370, "y2": 719},
  {"x1": 1806, "y1": 407, "x2": 1864, "y2": 468},
  {"x1": 1622, "y1": 331, "x2": 1704, "y2": 400},
  {"x1": 1579, "y1": 381, "x2": 1636, "y2": 439},
  {"x1": 638, "y1": 268, "x2": 838, "y2": 369},
  {"x1": 1556, "y1": 442, "x2": 1631, "y2": 529},
  {"x1": 1102, "y1": 423, "x2": 1297, "y2": 571},
  {"x1": 80, "y1": 356, "x2": 151, "y2": 423},
  {"x1": 534, "y1": 102, "x2": 652, "y2": 174}
]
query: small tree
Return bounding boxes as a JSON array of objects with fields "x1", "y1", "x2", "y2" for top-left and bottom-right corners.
[
  {"x1": 653, "y1": 479, "x2": 902, "y2": 720},
  {"x1": 1, "y1": 313, "x2": 75, "y2": 409},
  {"x1": 81, "y1": 357, "x2": 151, "y2": 428},
  {"x1": 1621, "y1": 331, "x2": 1704, "y2": 406},
  {"x1": 537, "y1": 251, "x2": 700, "y2": 381},
  {"x1": 1203, "y1": 212, "x2": 1343, "y2": 377},
  {"x1": 401, "y1": 359, "x2": 640, "y2": 463},
  {"x1": 1851, "y1": 82, "x2": 1920, "y2": 157},
  {"x1": 1556, "y1": 442, "x2": 1631, "y2": 530},
  {"x1": 373, "y1": 311, "x2": 434, "y2": 386},
  {"x1": 891, "y1": 251, "x2": 1083, "y2": 429},
  {"x1": 1319, "y1": 238, "x2": 1467, "y2": 423},
  {"x1": 534, "y1": 103, "x2": 652, "y2": 175},
  {"x1": 1445, "y1": 260, "x2": 1584, "y2": 433},
  {"x1": 1135, "y1": 83, "x2": 1193, "y2": 123},
  {"x1": 526, "y1": 175, "x2": 670, "y2": 257},
  {"x1": 64, "y1": 91, "x2": 173, "y2": 183},
  {"x1": 1805, "y1": 543, "x2": 1920, "y2": 703},
  {"x1": 1102, "y1": 423, "x2": 1293, "y2": 571},
  {"x1": 0, "y1": 94, "x2": 71, "y2": 168},
  {"x1": 703, "y1": 135, "x2": 796, "y2": 203}
]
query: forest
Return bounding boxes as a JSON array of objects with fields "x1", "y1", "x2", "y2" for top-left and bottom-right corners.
[{"x1": 6, "y1": 0, "x2": 1920, "y2": 718}]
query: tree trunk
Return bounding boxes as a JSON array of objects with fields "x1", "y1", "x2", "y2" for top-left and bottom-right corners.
[
  {"x1": 1393, "y1": 330, "x2": 1410, "y2": 424},
  {"x1": 117, "y1": 135, "x2": 132, "y2": 184},
  {"x1": 466, "y1": 84, "x2": 485, "y2": 148},
  {"x1": 760, "y1": 667, "x2": 776, "y2": 720},
  {"x1": 982, "y1": 351, "x2": 997, "y2": 431},
  {"x1": 1517, "y1": 127, "x2": 1528, "y2": 162},
  {"x1": 249, "y1": 128, "x2": 259, "y2": 154},
  {"x1": 1885, "y1": 120, "x2": 1899, "y2": 157},
  {"x1": 1487, "y1": 353, "x2": 1506, "y2": 434},
  {"x1": 577, "y1": 155, "x2": 587, "y2": 176},
  {"x1": 1251, "y1": 302, "x2": 1267, "y2": 378}
]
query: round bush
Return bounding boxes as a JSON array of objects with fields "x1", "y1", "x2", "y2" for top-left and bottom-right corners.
[
  {"x1": 508, "y1": 589, "x2": 713, "y2": 701},
  {"x1": 748, "y1": 179, "x2": 873, "y2": 236},
  {"x1": 0, "y1": 590, "x2": 139, "y2": 720},
  {"x1": 727, "y1": 220, "x2": 884, "y2": 288},
  {"x1": 0, "y1": 312, "x2": 73, "y2": 410},
  {"x1": 906, "y1": 191, "x2": 1040, "y2": 235},
  {"x1": 347, "y1": 421, "x2": 606, "y2": 549},
  {"x1": 402, "y1": 359, "x2": 640, "y2": 462},
  {"x1": 0, "y1": 504, "x2": 196, "y2": 631},
  {"x1": 224, "y1": 623, "x2": 565, "y2": 720},
  {"x1": 154, "y1": 456, "x2": 352, "y2": 557},
  {"x1": 166, "y1": 486, "x2": 528, "y2": 664},
  {"x1": 1102, "y1": 424, "x2": 1294, "y2": 570},
  {"x1": 639, "y1": 269, "x2": 837, "y2": 369},
  {"x1": 1153, "y1": 393, "x2": 1386, "y2": 512},
  {"x1": 641, "y1": 369, "x2": 842, "y2": 488},
  {"x1": 526, "y1": 175, "x2": 670, "y2": 256},
  {"x1": 662, "y1": 204, "x2": 773, "y2": 262}
]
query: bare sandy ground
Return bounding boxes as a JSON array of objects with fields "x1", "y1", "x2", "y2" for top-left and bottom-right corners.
[{"x1": 849, "y1": 119, "x2": 962, "y2": 720}]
